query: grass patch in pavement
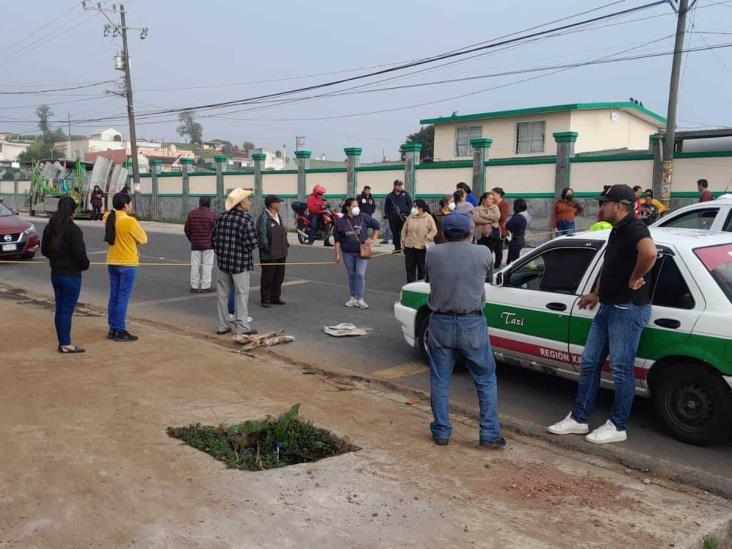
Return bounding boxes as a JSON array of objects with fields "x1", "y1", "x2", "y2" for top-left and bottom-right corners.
[{"x1": 168, "y1": 404, "x2": 357, "y2": 471}]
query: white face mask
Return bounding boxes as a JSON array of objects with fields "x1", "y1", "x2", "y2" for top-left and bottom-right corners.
[
  {"x1": 410, "y1": 207, "x2": 418, "y2": 216},
  {"x1": 447, "y1": 202, "x2": 456, "y2": 211},
  {"x1": 351, "y1": 206, "x2": 360, "y2": 216}
]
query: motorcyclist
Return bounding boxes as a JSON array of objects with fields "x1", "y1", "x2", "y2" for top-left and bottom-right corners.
[{"x1": 306, "y1": 184, "x2": 333, "y2": 246}]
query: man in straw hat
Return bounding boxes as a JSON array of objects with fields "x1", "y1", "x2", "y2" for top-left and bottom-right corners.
[{"x1": 212, "y1": 188, "x2": 258, "y2": 336}]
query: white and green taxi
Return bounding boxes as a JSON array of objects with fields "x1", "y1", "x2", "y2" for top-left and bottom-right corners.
[{"x1": 394, "y1": 228, "x2": 732, "y2": 446}]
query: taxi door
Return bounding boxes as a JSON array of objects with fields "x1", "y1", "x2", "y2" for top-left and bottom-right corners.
[
  {"x1": 570, "y1": 245, "x2": 704, "y2": 390},
  {"x1": 488, "y1": 239, "x2": 604, "y2": 377}
]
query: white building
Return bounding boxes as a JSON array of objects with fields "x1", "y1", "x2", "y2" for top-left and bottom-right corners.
[
  {"x1": 56, "y1": 128, "x2": 161, "y2": 161},
  {"x1": 0, "y1": 141, "x2": 30, "y2": 162}
]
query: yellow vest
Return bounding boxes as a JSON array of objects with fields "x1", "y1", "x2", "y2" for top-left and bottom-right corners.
[{"x1": 104, "y1": 211, "x2": 148, "y2": 266}]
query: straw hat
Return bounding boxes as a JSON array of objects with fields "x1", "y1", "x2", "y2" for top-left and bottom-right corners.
[{"x1": 225, "y1": 188, "x2": 253, "y2": 211}]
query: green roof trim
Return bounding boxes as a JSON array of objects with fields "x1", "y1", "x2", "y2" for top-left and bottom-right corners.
[
  {"x1": 251, "y1": 153, "x2": 266, "y2": 161},
  {"x1": 486, "y1": 156, "x2": 556, "y2": 166},
  {"x1": 356, "y1": 164, "x2": 405, "y2": 172},
  {"x1": 401, "y1": 143, "x2": 423, "y2": 152},
  {"x1": 416, "y1": 160, "x2": 472, "y2": 170},
  {"x1": 180, "y1": 158, "x2": 194, "y2": 165},
  {"x1": 294, "y1": 150, "x2": 312, "y2": 159},
  {"x1": 214, "y1": 155, "x2": 228, "y2": 163},
  {"x1": 420, "y1": 101, "x2": 666, "y2": 126},
  {"x1": 344, "y1": 147, "x2": 363, "y2": 156}
]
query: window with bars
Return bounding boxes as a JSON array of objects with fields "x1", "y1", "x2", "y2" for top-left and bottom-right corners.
[
  {"x1": 515, "y1": 121, "x2": 546, "y2": 154},
  {"x1": 455, "y1": 126, "x2": 482, "y2": 157}
]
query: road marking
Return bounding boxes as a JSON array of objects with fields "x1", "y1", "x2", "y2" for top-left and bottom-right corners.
[
  {"x1": 372, "y1": 362, "x2": 426, "y2": 380},
  {"x1": 137, "y1": 279, "x2": 310, "y2": 306}
]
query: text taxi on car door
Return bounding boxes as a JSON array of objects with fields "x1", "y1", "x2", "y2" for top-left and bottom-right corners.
[{"x1": 394, "y1": 228, "x2": 732, "y2": 446}]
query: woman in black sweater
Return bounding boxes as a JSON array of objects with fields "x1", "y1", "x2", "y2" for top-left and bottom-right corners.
[{"x1": 41, "y1": 196, "x2": 90, "y2": 353}]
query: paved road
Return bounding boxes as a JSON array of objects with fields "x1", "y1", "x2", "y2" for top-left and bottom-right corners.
[{"x1": 2, "y1": 218, "x2": 730, "y2": 493}]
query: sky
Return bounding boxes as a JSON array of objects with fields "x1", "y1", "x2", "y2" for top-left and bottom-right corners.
[{"x1": 1, "y1": 0, "x2": 731, "y2": 161}]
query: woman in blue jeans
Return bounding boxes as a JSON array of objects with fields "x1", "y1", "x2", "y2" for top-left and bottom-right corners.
[
  {"x1": 41, "y1": 196, "x2": 90, "y2": 353},
  {"x1": 104, "y1": 193, "x2": 148, "y2": 341},
  {"x1": 333, "y1": 197, "x2": 380, "y2": 309}
]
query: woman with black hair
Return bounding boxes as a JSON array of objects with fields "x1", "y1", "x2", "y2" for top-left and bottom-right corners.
[
  {"x1": 90, "y1": 185, "x2": 105, "y2": 220},
  {"x1": 505, "y1": 198, "x2": 530, "y2": 264},
  {"x1": 401, "y1": 198, "x2": 437, "y2": 282},
  {"x1": 457, "y1": 182, "x2": 477, "y2": 207},
  {"x1": 41, "y1": 196, "x2": 90, "y2": 353},
  {"x1": 551, "y1": 187, "x2": 583, "y2": 236},
  {"x1": 104, "y1": 192, "x2": 148, "y2": 341}
]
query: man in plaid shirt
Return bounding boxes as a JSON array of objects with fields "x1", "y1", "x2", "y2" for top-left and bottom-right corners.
[{"x1": 212, "y1": 188, "x2": 258, "y2": 335}]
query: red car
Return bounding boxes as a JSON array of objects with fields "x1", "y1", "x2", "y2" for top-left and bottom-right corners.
[{"x1": 0, "y1": 202, "x2": 39, "y2": 260}]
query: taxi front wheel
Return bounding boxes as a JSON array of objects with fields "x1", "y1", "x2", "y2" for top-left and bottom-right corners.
[{"x1": 653, "y1": 363, "x2": 732, "y2": 446}]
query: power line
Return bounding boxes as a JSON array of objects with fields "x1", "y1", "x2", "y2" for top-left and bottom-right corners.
[
  {"x1": 0, "y1": 80, "x2": 116, "y2": 95},
  {"x1": 0, "y1": 1, "x2": 81, "y2": 57},
  {"x1": 22, "y1": 0, "x2": 669, "y2": 126}
]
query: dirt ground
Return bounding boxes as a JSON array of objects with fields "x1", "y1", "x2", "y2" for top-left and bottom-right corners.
[{"x1": 1, "y1": 289, "x2": 731, "y2": 548}]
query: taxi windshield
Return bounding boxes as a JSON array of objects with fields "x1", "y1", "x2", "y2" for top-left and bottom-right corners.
[
  {"x1": 694, "y1": 243, "x2": 732, "y2": 303},
  {"x1": 0, "y1": 203, "x2": 12, "y2": 217}
]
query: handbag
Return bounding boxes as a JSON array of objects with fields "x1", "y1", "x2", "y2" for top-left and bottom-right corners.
[{"x1": 347, "y1": 218, "x2": 372, "y2": 259}]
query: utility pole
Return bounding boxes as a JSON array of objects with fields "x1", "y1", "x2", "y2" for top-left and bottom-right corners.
[
  {"x1": 83, "y1": 1, "x2": 148, "y2": 209},
  {"x1": 660, "y1": 0, "x2": 690, "y2": 206}
]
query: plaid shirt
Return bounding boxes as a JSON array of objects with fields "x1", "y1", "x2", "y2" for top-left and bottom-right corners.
[{"x1": 212, "y1": 209, "x2": 258, "y2": 274}]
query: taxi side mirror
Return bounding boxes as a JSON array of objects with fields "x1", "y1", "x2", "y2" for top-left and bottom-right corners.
[{"x1": 493, "y1": 272, "x2": 504, "y2": 286}]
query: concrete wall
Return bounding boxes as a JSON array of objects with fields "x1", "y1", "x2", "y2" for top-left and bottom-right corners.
[
  {"x1": 415, "y1": 164, "x2": 473, "y2": 195},
  {"x1": 433, "y1": 111, "x2": 572, "y2": 161},
  {"x1": 356, "y1": 168, "x2": 404, "y2": 195},
  {"x1": 570, "y1": 110, "x2": 660, "y2": 154},
  {"x1": 571, "y1": 158, "x2": 654, "y2": 194},
  {"x1": 487, "y1": 161, "x2": 555, "y2": 195}
]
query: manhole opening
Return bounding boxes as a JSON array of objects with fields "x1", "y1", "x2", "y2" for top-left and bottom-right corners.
[{"x1": 167, "y1": 404, "x2": 358, "y2": 471}]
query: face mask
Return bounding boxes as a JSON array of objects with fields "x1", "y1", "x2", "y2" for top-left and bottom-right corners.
[
  {"x1": 447, "y1": 202, "x2": 456, "y2": 211},
  {"x1": 351, "y1": 206, "x2": 360, "y2": 216},
  {"x1": 566, "y1": 194, "x2": 573, "y2": 200},
  {"x1": 410, "y1": 207, "x2": 418, "y2": 216}
]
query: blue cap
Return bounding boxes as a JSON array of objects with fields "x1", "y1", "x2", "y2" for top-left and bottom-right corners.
[{"x1": 441, "y1": 212, "x2": 471, "y2": 238}]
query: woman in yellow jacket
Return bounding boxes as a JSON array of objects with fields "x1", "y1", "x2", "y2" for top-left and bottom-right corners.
[
  {"x1": 400, "y1": 199, "x2": 437, "y2": 283},
  {"x1": 103, "y1": 192, "x2": 148, "y2": 341}
]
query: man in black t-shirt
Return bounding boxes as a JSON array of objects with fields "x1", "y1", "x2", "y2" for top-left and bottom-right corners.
[{"x1": 548, "y1": 184, "x2": 657, "y2": 444}]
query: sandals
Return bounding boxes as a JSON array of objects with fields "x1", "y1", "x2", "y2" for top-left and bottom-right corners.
[{"x1": 58, "y1": 345, "x2": 86, "y2": 354}]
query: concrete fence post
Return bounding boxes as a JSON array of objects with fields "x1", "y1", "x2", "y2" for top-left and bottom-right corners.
[
  {"x1": 295, "y1": 150, "x2": 311, "y2": 201},
  {"x1": 149, "y1": 159, "x2": 162, "y2": 220},
  {"x1": 344, "y1": 147, "x2": 362, "y2": 198},
  {"x1": 12, "y1": 171, "x2": 19, "y2": 206},
  {"x1": 252, "y1": 152, "x2": 266, "y2": 215},
  {"x1": 470, "y1": 138, "x2": 493, "y2": 197},
  {"x1": 181, "y1": 158, "x2": 193, "y2": 219},
  {"x1": 214, "y1": 155, "x2": 228, "y2": 213},
  {"x1": 402, "y1": 143, "x2": 422, "y2": 197},
  {"x1": 553, "y1": 131, "x2": 578, "y2": 198}
]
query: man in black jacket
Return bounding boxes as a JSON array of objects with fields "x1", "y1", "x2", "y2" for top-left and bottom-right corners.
[
  {"x1": 256, "y1": 195, "x2": 289, "y2": 308},
  {"x1": 357, "y1": 186, "x2": 376, "y2": 216},
  {"x1": 384, "y1": 179, "x2": 412, "y2": 253}
]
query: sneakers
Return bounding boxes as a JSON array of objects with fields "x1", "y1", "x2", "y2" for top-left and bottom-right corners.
[
  {"x1": 345, "y1": 297, "x2": 358, "y2": 307},
  {"x1": 433, "y1": 438, "x2": 449, "y2": 446},
  {"x1": 355, "y1": 298, "x2": 369, "y2": 309},
  {"x1": 547, "y1": 413, "x2": 589, "y2": 435},
  {"x1": 585, "y1": 420, "x2": 627, "y2": 444},
  {"x1": 228, "y1": 314, "x2": 253, "y2": 322},
  {"x1": 479, "y1": 437, "x2": 507, "y2": 450}
]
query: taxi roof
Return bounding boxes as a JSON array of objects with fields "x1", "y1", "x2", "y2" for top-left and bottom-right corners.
[{"x1": 567, "y1": 227, "x2": 732, "y2": 247}]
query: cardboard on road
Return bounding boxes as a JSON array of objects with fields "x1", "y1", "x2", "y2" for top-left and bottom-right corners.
[{"x1": 1, "y1": 290, "x2": 731, "y2": 548}]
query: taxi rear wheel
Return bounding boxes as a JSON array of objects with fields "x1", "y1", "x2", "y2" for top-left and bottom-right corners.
[
  {"x1": 416, "y1": 313, "x2": 430, "y2": 362},
  {"x1": 653, "y1": 363, "x2": 732, "y2": 446}
]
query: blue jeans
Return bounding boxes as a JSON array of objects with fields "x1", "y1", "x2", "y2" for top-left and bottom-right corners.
[
  {"x1": 51, "y1": 274, "x2": 82, "y2": 346},
  {"x1": 108, "y1": 266, "x2": 138, "y2": 333},
  {"x1": 571, "y1": 303, "x2": 652, "y2": 430},
  {"x1": 228, "y1": 290, "x2": 235, "y2": 315},
  {"x1": 427, "y1": 314, "x2": 501, "y2": 443},
  {"x1": 556, "y1": 219, "x2": 576, "y2": 236},
  {"x1": 342, "y1": 253, "x2": 368, "y2": 299}
]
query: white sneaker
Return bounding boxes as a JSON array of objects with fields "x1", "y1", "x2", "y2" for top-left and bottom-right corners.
[
  {"x1": 229, "y1": 314, "x2": 253, "y2": 323},
  {"x1": 345, "y1": 297, "x2": 358, "y2": 307},
  {"x1": 585, "y1": 420, "x2": 627, "y2": 444},
  {"x1": 229, "y1": 313, "x2": 235, "y2": 321},
  {"x1": 547, "y1": 413, "x2": 589, "y2": 435},
  {"x1": 355, "y1": 298, "x2": 369, "y2": 309}
]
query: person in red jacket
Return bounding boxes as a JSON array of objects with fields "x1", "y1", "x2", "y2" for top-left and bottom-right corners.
[
  {"x1": 184, "y1": 196, "x2": 217, "y2": 293},
  {"x1": 306, "y1": 184, "x2": 333, "y2": 246},
  {"x1": 698, "y1": 179, "x2": 713, "y2": 202}
]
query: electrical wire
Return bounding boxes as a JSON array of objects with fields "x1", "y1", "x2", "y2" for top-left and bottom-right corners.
[
  {"x1": 0, "y1": 80, "x2": 116, "y2": 95},
  {"x1": 0, "y1": 1, "x2": 81, "y2": 57}
]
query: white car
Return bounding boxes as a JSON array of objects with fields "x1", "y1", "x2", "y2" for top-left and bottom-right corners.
[
  {"x1": 394, "y1": 228, "x2": 732, "y2": 446},
  {"x1": 652, "y1": 194, "x2": 732, "y2": 232}
]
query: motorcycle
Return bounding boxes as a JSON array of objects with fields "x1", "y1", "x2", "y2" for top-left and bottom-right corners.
[{"x1": 291, "y1": 201, "x2": 341, "y2": 245}]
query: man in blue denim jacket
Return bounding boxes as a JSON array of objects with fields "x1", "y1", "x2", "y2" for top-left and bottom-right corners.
[{"x1": 548, "y1": 184, "x2": 657, "y2": 444}]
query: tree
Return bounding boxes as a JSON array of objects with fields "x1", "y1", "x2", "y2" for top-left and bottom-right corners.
[
  {"x1": 176, "y1": 110, "x2": 203, "y2": 149},
  {"x1": 18, "y1": 140, "x2": 61, "y2": 163},
  {"x1": 403, "y1": 124, "x2": 434, "y2": 161}
]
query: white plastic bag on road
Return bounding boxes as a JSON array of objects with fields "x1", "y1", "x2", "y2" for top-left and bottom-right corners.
[{"x1": 324, "y1": 323, "x2": 370, "y2": 337}]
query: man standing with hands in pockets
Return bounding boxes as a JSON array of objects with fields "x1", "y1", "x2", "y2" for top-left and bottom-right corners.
[{"x1": 548, "y1": 184, "x2": 657, "y2": 444}]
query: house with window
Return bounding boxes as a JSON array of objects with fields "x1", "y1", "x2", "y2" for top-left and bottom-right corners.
[{"x1": 420, "y1": 102, "x2": 666, "y2": 161}]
